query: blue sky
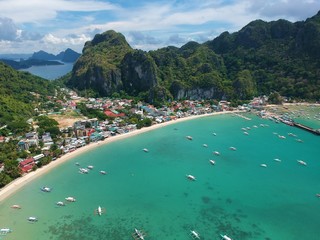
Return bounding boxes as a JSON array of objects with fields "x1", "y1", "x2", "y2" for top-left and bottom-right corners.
[{"x1": 0, "y1": 0, "x2": 319, "y2": 54}]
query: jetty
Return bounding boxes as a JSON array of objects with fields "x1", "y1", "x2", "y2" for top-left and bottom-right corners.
[
  {"x1": 293, "y1": 122, "x2": 320, "y2": 135},
  {"x1": 233, "y1": 113, "x2": 251, "y2": 120}
]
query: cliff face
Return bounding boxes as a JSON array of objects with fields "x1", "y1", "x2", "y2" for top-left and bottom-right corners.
[
  {"x1": 121, "y1": 50, "x2": 158, "y2": 95},
  {"x1": 67, "y1": 11, "x2": 320, "y2": 101}
]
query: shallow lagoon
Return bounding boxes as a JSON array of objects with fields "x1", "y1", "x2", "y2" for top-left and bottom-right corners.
[{"x1": 0, "y1": 114, "x2": 319, "y2": 240}]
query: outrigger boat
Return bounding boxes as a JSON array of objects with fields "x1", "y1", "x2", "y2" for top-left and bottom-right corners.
[
  {"x1": 297, "y1": 160, "x2": 307, "y2": 166},
  {"x1": 11, "y1": 204, "x2": 21, "y2": 209},
  {"x1": 87, "y1": 165, "x2": 94, "y2": 170},
  {"x1": 100, "y1": 170, "x2": 107, "y2": 175},
  {"x1": 94, "y1": 206, "x2": 106, "y2": 216},
  {"x1": 56, "y1": 201, "x2": 65, "y2": 206},
  {"x1": 65, "y1": 197, "x2": 76, "y2": 202},
  {"x1": 190, "y1": 230, "x2": 200, "y2": 239},
  {"x1": 132, "y1": 228, "x2": 146, "y2": 240},
  {"x1": 41, "y1": 186, "x2": 52, "y2": 192},
  {"x1": 27, "y1": 216, "x2": 38, "y2": 222},
  {"x1": 209, "y1": 160, "x2": 215, "y2": 165},
  {"x1": 213, "y1": 151, "x2": 220, "y2": 156},
  {"x1": 186, "y1": 136, "x2": 193, "y2": 140},
  {"x1": 0, "y1": 228, "x2": 12, "y2": 235},
  {"x1": 220, "y1": 234, "x2": 232, "y2": 240},
  {"x1": 79, "y1": 168, "x2": 89, "y2": 174},
  {"x1": 186, "y1": 174, "x2": 196, "y2": 181},
  {"x1": 143, "y1": 148, "x2": 149, "y2": 153}
]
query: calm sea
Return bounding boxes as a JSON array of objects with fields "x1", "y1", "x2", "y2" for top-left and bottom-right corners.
[
  {"x1": 20, "y1": 62, "x2": 73, "y2": 80},
  {"x1": 0, "y1": 113, "x2": 319, "y2": 240}
]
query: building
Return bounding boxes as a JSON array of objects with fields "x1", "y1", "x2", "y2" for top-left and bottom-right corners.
[{"x1": 19, "y1": 157, "x2": 35, "y2": 173}]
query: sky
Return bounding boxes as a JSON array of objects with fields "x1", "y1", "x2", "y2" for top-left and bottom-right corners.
[{"x1": 0, "y1": 0, "x2": 319, "y2": 54}]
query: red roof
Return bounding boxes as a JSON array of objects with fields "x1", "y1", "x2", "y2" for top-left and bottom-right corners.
[
  {"x1": 19, "y1": 157, "x2": 34, "y2": 167},
  {"x1": 21, "y1": 164, "x2": 35, "y2": 173},
  {"x1": 104, "y1": 109, "x2": 125, "y2": 118}
]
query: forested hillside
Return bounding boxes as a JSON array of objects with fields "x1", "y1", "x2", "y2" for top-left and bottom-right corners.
[
  {"x1": 66, "y1": 11, "x2": 320, "y2": 102},
  {"x1": 0, "y1": 62, "x2": 56, "y2": 133}
]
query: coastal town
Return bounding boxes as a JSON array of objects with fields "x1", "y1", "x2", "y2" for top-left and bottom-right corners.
[{"x1": 1, "y1": 87, "x2": 319, "y2": 190}]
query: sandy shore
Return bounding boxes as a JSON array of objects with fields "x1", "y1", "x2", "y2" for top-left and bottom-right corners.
[{"x1": 0, "y1": 110, "x2": 241, "y2": 202}]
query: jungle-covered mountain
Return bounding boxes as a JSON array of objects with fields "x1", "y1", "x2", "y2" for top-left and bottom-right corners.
[
  {"x1": 66, "y1": 11, "x2": 320, "y2": 102},
  {"x1": 0, "y1": 62, "x2": 56, "y2": 130}
]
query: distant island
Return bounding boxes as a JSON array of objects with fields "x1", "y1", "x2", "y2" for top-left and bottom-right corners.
[{"x1": 0, "y1": 48, "x2": 80, "y2": 70}]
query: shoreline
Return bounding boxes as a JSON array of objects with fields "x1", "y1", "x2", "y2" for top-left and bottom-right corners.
[{"x1": 0, "y1": 110, "x2": 241, "y2": 202}]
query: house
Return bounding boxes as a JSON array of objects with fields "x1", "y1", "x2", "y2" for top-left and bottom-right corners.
[{"x1": 19, "y1": 157, "x2": 35, "y2": 173}]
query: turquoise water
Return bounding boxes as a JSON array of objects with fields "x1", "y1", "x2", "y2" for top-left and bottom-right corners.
[
  {"x1": 20, "y1": 63, "x2": 73, "y2": 80},
  {"x1": 1, "y1": 114, "x2": 320, "y2": 240}
]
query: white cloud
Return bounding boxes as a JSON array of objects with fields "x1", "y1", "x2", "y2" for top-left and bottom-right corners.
[
  {"x1": 1, "y1": 0, "x2": 319, "y2": 53},
  {"x1": 0, "y1": 0, "x2": 117, "y2": 23}
]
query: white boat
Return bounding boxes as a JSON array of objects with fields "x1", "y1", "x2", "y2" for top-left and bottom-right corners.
[
  {"x1": 11, "y1": 204, "x2": 21, "y2": 209},
  {"x1": 209, "y1": 160, "x2": 215, "y2": 165},
  {"x1": 229, "y1": 147, "x2": 237, "y2": 151},
  {"x1": 75, "y1": 162, "x2": 80, "y2": 166},
  {"x1": 87, "y1": 165, "x2": 94, "y2": 169},
  {"x1": 56, "y1": 201, "x2": 65, "y2": 206},
  {"x1": 0, "y1": 228, "x2": 12, "y2": 235},
  {"x1": 100, "y1": 170, "x2": 107, "y2": 175},
  {"x1": 65, "y1": 197, "x2": 76, "y2": 202},
  {"x1": 186, "y1": 135, "x2": 193, "y2": 140},
  {"x1": 278, "y1": 135, "x2": 286, "y2": 139},
  {"x1": 143, "y1": 148, "x2": 149, "y2": 152},
  {"x1": 297, "y1": 160, "x2": 307, "y2": 166},
  {"x1": 94, "y1": 206, "x2": 106, "y2": 216},
  {"x1": 133, "y1": 228, "x2": 145, "y2": 240},
  {"x1": 260, "y1": 164, "x2": 267, "y2": 168},
  {"x1": 213, "y1": 151, "x2": 220, "y2": 156},
  {"x1": 212, "y1": 132, "x2": 217, "y2": 136},
  {"x1": 79, "y1": 168, "x2": 89, "y2": 174},
  {"x1": 243, "y1": 131, "x2": 249, "y2": 135},
  {"x1": 203, "y1": 144, "x2": 208, "y2": 148},
  {"x1": 27, "y1": 216, "x2": 38, "y2": 222},
  {"x1": 190, "y1": 230, "x2": 200, "y2": 239},
  {"x1": 220, "y1": 234, "x2": 232, "y2": 240},
  {"x1": 186, "y1": 174, "x2": 196, "y2": 181},
  {"x1": 40, "y1": 186, "x2": 51, "y2": 192},
  {"x1": 274, "y1": 158, "x2": 281, "y2": 162}
]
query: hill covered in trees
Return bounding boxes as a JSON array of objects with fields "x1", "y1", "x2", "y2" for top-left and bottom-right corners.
[
  {"x1": 65, "y1": 11, "x2": 320, "y2": 103},
  {"x1": 0, "y1": 62, "x2": 57, "y2": 134}
]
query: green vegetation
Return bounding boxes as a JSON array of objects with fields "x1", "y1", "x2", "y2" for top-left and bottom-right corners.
[
  {"x1": 0, "y1": 62, "x2": 56, "y2": 127},
  {"x1": 66, "y1": 12, "x2": 320, "y2": 103}
]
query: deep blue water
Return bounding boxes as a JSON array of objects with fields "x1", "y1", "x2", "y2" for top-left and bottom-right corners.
[{"x1": 20, "y1": 62, "x2": 73, "y2": 80}]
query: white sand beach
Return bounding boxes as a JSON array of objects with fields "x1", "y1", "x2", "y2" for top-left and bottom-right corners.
[{"x1": 0, "y1": 110, "x2": 241, "y2": 202}]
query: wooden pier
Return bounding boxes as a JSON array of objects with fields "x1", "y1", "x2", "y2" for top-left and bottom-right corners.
[{"x1": 293, "y1": 122, "x2": 320, "y2": 136}]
